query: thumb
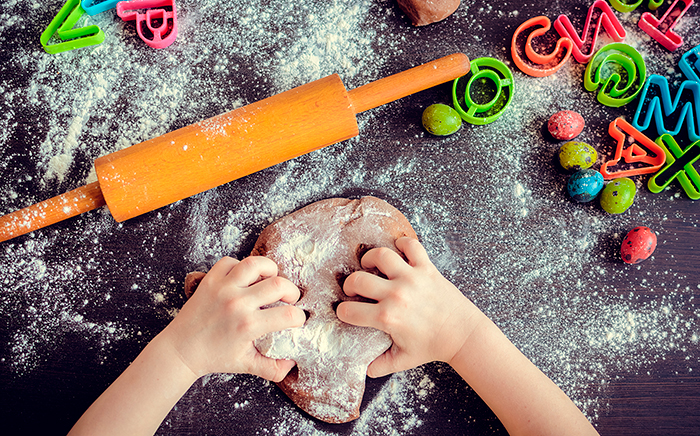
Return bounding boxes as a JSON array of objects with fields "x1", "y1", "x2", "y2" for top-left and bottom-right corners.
[
  {"x1": 366, "y1": 347, "x2": 402, "y2": 378},
  {"x1": 250, "y1": 356, "x2": 296, "y2": 382}
]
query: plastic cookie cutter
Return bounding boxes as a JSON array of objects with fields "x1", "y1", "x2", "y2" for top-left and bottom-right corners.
[
  {"x1": 116, "y1": 0, "x2": 178, "y2": 49},
  {"x1": 40, "y1": 0, "x2": 105, "y2": 54},
  {"x1": 584, "y1": 43, "x2": 646, "y2": 107},
  {"x1": 632, "y1": 74, "x2": 700, "y2": 142},
  {"x1": 511, "y1": 16, "x2": 573, "y2": 77},
  {"x1": 609, "y1": 0, "x2": 663, "y2": 13},
  {"x1": 553, "y1": 0, "x2": 626, "y2": 64},
  {"x1": 601, "y1": 117, "x2": 666, "y2": 179},
  {"x1": 452, "y1": 57, "x2": 514, "y2": 125},
  {"x1": 679, "y1": 44, "x2": 700, "y2": 83},
  {"x1": 648, "y1": 134, "x2": 700, "y2": 199},
  {"x1": 81, "y1": 0, "x2": 120, "y2": 15},
  {"x1": 639, "y1": 0, "x2": 694, "y2": 51}
]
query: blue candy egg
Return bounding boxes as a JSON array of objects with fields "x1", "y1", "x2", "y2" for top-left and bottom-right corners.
[{"x1": 567, "y1": 169, "x2": 604, "y2": 202}]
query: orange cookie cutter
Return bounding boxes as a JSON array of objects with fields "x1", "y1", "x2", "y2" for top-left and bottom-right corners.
[
  {"x1": 511, "y1": 16, "x2": 573, "y2": 77},
  {"x1": 600, "y1": 117, "x2": 666, "y2": 179}
]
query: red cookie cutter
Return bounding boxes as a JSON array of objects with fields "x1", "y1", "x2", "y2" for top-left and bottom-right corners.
[
  {"x1": 639, "y1": 0, "x2": 694, "y2": 52},
  {"x1": 601, "y1": 117, "x2": 666, "y2": 179},
  {"x1": 553, "y1": 0, "x2": 626, "y2": 64},
  {"x1": 116, "y1": 0, "x2": 177, "y2": 49},
  {"x1": 511, "y1": 16, "x2": 573, "y2": 77}
]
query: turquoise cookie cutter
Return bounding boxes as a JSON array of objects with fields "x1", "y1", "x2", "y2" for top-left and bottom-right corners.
[
  {"x1": 40, "y1": 0, "x2": 105, "y2": 54},
  {"x1": 601, "y1": 117, "x2": 666, "y2": 179},
  {"x1": 679, "y1": 44, "x2": 700, "y2": 83},
  {"x1": 609, "y1": 0, "x2": 663, "y2": 13},
  {"x1": 553, "y1": 0, "x2": 626, "y2": 64},
  {"x1": 81, "y1": 0, "x2": 120, "y2": 15},
  {"x1": 452, "y1": 57, "x2": 514, "y2": 125},
  {"x1": 639, "y1": 0, "x2": 694, "y2": 52},
  {"x1": 632, "y1": 74, "x2": 700, "y2": 142},
  {"x1": 648, "y1": 134, "x2": 700, "y2": 199},
  {"x1": 584, "y1": 43, "x2": 646, "y2": 107}
]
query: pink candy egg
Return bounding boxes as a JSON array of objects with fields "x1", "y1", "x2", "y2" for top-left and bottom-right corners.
[
  {"x1": 620, "y1": 226, "x2": 657, "y2": 264},
  {"x1": 548, "y1": 110, "x2": 585, "y2": 141}
]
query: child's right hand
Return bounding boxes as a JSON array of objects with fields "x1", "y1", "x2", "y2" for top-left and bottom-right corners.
[{"x1": 336, "y1": 237, "x2": 485, "y2": 378}]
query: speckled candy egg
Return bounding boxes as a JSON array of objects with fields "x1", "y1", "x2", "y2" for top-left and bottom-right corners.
[
  {"x1": 600, "y1": 178, "x2": 636, "y2": 214},
  {"x1": 567, "y1": 169, "x2": 604, "y2": 202},
  {"x1": 558, "y1": 141, "x2": 597, "y2": 171},
  {"x1": 548, "y1": 110, "x2": 585, "y2": 140},
  {"x1": 621, "y1": 226, "x2": 657, "y2": 264}
]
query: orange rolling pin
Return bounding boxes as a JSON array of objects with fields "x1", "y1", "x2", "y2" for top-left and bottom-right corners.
[{"x1": 0, "y1": 53, "x2": 470, "y2": 243}]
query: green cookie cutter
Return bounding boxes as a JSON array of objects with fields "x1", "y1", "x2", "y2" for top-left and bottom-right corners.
[
  {"x1": 40, "y1": 0, "x2": 105, "y2": 54},
  {"x1": 452, "y1": 57, "x2": 514, "y2": 125},
  {"x1": 609, "y1": 0, "x2": 663, "y2": 13},
  {"x1": 648, "y1": 134, "x2": 700, "y2": 200},
  {"x1": 584, "y1": 43, "x2": 647, "y2": 108}
]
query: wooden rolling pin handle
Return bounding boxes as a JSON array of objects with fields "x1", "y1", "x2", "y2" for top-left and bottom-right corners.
[
  {"x1": 0, "y1": 182, "x2": 106, "y2": 243},
  {"x1": 348, "y1": 53, "x2": 470, "y2": 114}
]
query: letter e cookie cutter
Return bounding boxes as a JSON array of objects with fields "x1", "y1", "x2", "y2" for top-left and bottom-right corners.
[
  {"x1": 639, "y1": 0, "x2": 694, "y2": 52},
  {"x1": 648, "y1": 134, "x2": 700, "y2": 199},
  {"x1": 117, "y1": 0, "x2": 178, "y2": 49},
  {"x1": 40, "y1": 0, "x2": 105, "y2": 54},
  {"x1": 601, "y1": 117, "x2": 666, "y2": 179}
]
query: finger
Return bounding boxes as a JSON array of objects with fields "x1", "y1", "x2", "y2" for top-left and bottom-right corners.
[
  {"x1": 249, "y1": 355, "x2": 296, "y2": 382},
  {"x1": 206, "y1": 256, "x2": 241, "y2": 280},
  {"x1": 254, "y1": 304, "x2": 306, "y2": 338},
  {"x1": 360, "y1": 246, "x2": 411, "y2": 279},
  {"x1": 250, "y1": 276, "x2": 301, "y2": 306},
  {"x1": 228, "y1": 256, "x2": 279, "y2": 287},
  {"x1": 343, "y1": 271, "x2": 392, "y2": 300},
  {"x1": 395, "y1": 237, "x2": 430, "y2": 267},
  {"x1": 367, "y1": 347, "x2": 402, "y2": 378},
  {"x1": 336, "y1": 301, "x2": 383, "y2": 330}
]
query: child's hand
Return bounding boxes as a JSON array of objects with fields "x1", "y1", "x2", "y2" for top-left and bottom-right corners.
[
  {"x1": 163, "y1": 256, "x2": 306, "y2": 381},
  {"x1": 336, "y1": 237, "x2": 482, "y2": 378}
]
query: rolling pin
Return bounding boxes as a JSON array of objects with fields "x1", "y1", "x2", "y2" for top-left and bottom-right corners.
[{"x1": 0, "y1": 53, "x2": 470, "y2": 243}]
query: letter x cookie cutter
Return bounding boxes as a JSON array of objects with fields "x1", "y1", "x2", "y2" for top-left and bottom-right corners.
[
  {"x1": 639, "y1": 0, "x2": 694, "y2": 52},
  {"x1": 648, "y1": 134, "x2": 700, "y2": 199},
  {"x1": 40, "y1": 0, "x2": 105, "y2": 54},
  {"x1": 601, "y1": 117, "x2": 666, "y2": 179},
  {"x1": 116, "y1": 0, "x2": 178, "y2": 49}
]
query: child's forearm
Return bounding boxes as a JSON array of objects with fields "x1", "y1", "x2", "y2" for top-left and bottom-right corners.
[
  {"x1": 68, "y1": 331, "x2": 199, "y2": 436},
  {"x1": 450, "y1": 311, "x2": 599, "y2": 436}
]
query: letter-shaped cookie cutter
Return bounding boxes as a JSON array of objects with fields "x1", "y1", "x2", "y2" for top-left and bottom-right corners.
[
  {"x1": 584, "y1": 43, "x2": 646, "y2": 107},
  {"x1": 632, "y1": 74, "x2": 700, "y2": 142},
  {"x1": 609, "y1": 0, "x2": 663, "y2": 13},
  {"x1": 553, "y1": 0, "x2": 626, "y2": 64},
  {"x1": 601, "y1": 117, "x2": 666, "y2": 179},
  {"x1": 81, "y1": 0, "x2": 120, "y2": 15},
  {"x1": 511, "y1": 16, "x2": 573, "y2": 77},
  {"x1": 452, "y1": 57, "x2": 514, "y2": 125},
  {"x1": 116, "y1": 0, "x2": 178, "y2": 49},
  {"x1": 679, "y1": 44, "x2": 700, "y2": 83},
  {"x1": 639, "y1": 0, "x2": 694, "y2": 51},
  {"x1": 648, "y1": 134, "x2": 700, "y2": 199},
  {"x1": 40, "y1": 0, "x2": 105, "y2": 54}
]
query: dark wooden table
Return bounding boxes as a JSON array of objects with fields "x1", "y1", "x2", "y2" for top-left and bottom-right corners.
[{"x1": 1, "y1": 0, "x2": 698, "y2": 434}]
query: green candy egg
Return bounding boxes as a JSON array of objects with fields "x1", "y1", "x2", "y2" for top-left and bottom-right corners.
[
  {"x1": 558, "y1": 141, "x2": 597, "y2": 171},
  {"x1": 600, "y1": 177, "x2": 636, "y2": 214},
  {"x1": 422, "y1": 104, "x2": 462, "y2": 136}
]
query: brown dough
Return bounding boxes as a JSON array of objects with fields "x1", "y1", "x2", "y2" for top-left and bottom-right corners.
[
  {"x1": 185, "y1": 196, "x2": 417, "y2": 423},
  {"x1": 396, "y1": 0, "x2": 460, "y2": 26}
]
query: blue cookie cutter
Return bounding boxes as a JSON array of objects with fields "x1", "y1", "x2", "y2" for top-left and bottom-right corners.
[
  {"x1": 82, "y1": 0, "x2": 120, "y2": 15},
  {"x1": 40, "y1": 0, "x2": 105, "y2": 54},
  {"x1": 679, "y1": 44, "x2": 700, "y2": 83},
  {"x1": 648, "y1": 134, "x2": 700, "y2": 199}
]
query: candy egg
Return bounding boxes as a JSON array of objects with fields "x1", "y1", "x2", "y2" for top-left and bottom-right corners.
[
  {"x1": 567, "y1": 169, "x2": 604, "y2": 202},
  {"x1": 621, "y1": 226, "x2": 657, "y2": 264},
  {"x1": 422, "y1": 104, "x2": 462, "y2": 136},
  {"x1": 558, "y1": 141, "x2": 598, "y2": 171},
  {"x1": 600, "y1": 178, "x2": 636, "y2": 214},
  {"x1": 548, "y1": 110, "x2": 585, "y2": 140}
]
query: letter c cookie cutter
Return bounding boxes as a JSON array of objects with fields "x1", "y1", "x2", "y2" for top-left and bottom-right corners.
[
  {"x1": 511, "y1": 16, "x2": 573, "y2": 77},
  {"x1": 452, "y1": 57, "x2": 514, "y2": 125},
  {"x1": 116, "y1": 0, "x2": 178, "y2": 49}
]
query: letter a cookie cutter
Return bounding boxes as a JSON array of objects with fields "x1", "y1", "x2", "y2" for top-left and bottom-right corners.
[
  {"x1": 40, "y1": 0, "x2": 105, "y2": 54},
  {"x1": 601, "y1": 117, "x2": 666, "y2": 179},
  {"x1": 511, "y1": 16, "x2": 573, "y2": 77},
  {"x1": 648, "y1": 134, "x2": 700, "y2": 199},
  {"x1": 639, "y1": 0, "x2": 694, "y2": 52},
  {"x1": 116, "y1": 0, "x2": 178, "y2": 49}
]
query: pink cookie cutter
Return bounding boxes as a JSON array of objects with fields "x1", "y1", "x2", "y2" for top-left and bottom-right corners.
[
  {"x1": 601, "y1": 117, "x2": 666, "y2": 179},
  {"x1": 116, "y1": 0, "x2": 177, "y2": 49},
  {"x1": 639, "y1": 0, "x2": 694, "y2": 52}
]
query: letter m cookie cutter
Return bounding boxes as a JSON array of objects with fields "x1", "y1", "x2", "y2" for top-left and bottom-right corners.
[{"x1": 116, "y1": 0, "x2": 178, "y2": 49}]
